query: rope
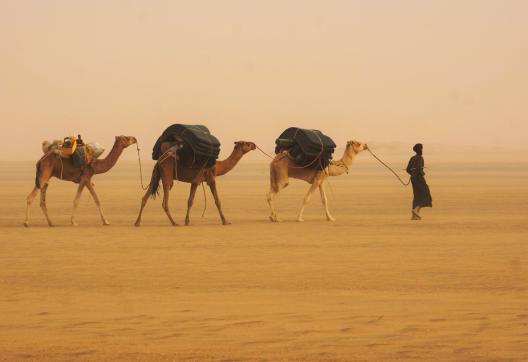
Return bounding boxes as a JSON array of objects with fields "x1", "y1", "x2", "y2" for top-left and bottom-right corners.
[
  {"x1": 59, "y1": 156, "x2": 64, "y2": 180},
  {"x1": 135, "y1": 143, "x2": 149, "y2": 190},
  {"x1": 255, "y1": 145, "x2": 274, "y2": 159},
  {"x1": 366, "y1": 148, "x2": 410, "y2": 186}
]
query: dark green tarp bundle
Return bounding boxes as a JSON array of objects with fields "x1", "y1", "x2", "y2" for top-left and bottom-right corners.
[
  {"x1": 152, "y1": 124, "x2": 221, "y2": 168},
  {"x1": 274, "y1": 127, "x2": 336, "y2": 170}
]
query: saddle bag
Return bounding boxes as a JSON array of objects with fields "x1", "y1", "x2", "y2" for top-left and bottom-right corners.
[
  {"x1": 274, "y1": 127, "x2": 336, "y2": 170},
  {"x1": 152, "y1": 124, "x2": 221, "y2": 168},
  {"x1": 72, "y1": 147, "x2": 87, "y2": 167}
]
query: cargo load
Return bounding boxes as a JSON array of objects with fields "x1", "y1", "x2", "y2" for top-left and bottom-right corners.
[
  {"x1": 274, "y1": 127, "x2": 336, "y2": 170},
  {"x1": 152, "y1": 124, "x2": 221, "y2": 168},
  {"x1": 42, "y1": 136, "x2": 105, "y2": 166}
]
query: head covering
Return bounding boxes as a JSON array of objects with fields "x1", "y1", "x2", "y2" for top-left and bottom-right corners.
[{"x1": 413, "y1": 143, "x2": 423, "y2": 155}]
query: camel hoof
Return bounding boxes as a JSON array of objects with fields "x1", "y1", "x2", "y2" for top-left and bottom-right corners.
[
  {"x1": 134, "y1": 222, "x2": 141, "y2": 227},
  {"x1": 297, "y1": 218, "x2": 305, "y2": 222},
  {"x1": 327, "y1": 217, "x2": 336, "y2": 222},
  {"x1": 72, "y1": 222, "x2": 79, "y2": 227},
  {"x1": 103, "y1": 222, "x2": 110, "y2": 226},
  {"x1": 269, "y1": 215, "x2": 283, "y2": 223},
  {"x1": 23, "y1": 221, "x2": 29, "y2": 228},
  {"x1": 222, "y1": 221, "x2": 231, "y2": 226}
]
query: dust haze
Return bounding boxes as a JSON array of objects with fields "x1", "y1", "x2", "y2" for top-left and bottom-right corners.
[
  {"x1": 1, "y1": 1, "x2": 527, "y2": 361},
  {"x1": 1, "y1": 1, "x2": 528, "y2": 161}
]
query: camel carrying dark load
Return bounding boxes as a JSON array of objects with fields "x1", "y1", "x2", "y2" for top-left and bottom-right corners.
[
  {"x1": 274, "y1": 127, "x2": 336, "y2": 169},
  {"x1": 152, "y1": 124, "x2": 221, "y2": 168}
]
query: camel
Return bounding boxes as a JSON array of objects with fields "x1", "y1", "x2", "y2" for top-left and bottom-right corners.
[
  {"x1": 134, "y1": 141, "x2": 256, "y2": 226},
  {"x1": 267, "y1": 140, "x2": 368, "y2": 222},
  {"x1": 24, "y1": 135, "x2": 137, "y2": 227}
]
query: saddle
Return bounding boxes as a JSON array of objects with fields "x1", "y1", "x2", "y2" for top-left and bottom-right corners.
[{"x1": 42, "y1": 135, "x2": 105, "y2": 166}]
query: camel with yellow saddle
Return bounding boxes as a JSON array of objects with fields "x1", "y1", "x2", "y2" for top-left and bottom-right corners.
[{"x1": 24, "y1": 135, "x2": 137, "y2": 227}]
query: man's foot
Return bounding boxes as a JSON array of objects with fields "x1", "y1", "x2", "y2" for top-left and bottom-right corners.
[{"x1": 411, "y1": 210, "x2": 422, "y2": 220}]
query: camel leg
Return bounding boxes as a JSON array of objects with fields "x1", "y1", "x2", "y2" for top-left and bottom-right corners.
[
  {"x1": 24, "y1": 187, "x2": 39, "y2": 227},
  {"x1": 71, "y1": 181, "x2": 86, "y2": 226},
  {"x1": 39, "y1": 184, "x2": 54, "y2": 227},
  {"x1": 209, "y1": 182, "x2": 230, "y2": 225},
  {"x1": 267, "y1": 181, "x2": 289, "y2": 223},
  {"x1": 297, "y1": 181, "x2": 321, "y2": 222},
  {"x1": 134, "y1": 188, "x2": 151, "y2": 226},
  {"x1": 161, "y1": 176, "x2": 178, "y2": 226},
  {"x1": 319, "y1": 182, "x2": 335, "y2": 222},
  {"x1": 86, "y1": 182, "x2": 110, "y2": 226},
  {"x1": 185, "y1": 183, "x2": 199, "y2": 226},
  {"x1": 267, "y1": 160, "x2": 289, "y2": 222},
  {"x1": 266, "y1": 188, "x2": 283, "y2": 223}
]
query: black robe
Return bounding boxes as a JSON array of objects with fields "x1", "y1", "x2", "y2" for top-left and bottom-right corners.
[{"x1": 406, "y1": 155, "x2": 432, "y2": 208}]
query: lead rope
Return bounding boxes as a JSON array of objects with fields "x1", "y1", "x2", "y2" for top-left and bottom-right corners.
[
  {"x1": 136, "y1": 143, "x2": 149, "y2": 190},
  {"x1": 255, "y1": 145, "x2": 274, "y2": 159},
  {"x1": 366, "y1": 148, "x2": 410, "y2": 186}
]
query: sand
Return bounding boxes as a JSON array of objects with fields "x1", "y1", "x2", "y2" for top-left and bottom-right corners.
[{"x1": 0, "y1": 159, "x2": 527, "y2": 361}]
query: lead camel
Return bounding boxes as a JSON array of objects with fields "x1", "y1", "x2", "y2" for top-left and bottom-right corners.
[{"x1": 267, "y1": 140, "x2": 368, "y2": 222}]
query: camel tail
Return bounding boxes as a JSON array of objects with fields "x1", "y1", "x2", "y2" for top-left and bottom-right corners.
[
  {"x1": 148, "y1": 163, "x2": 161, "y2": 199},
  {"x1": 35, "y1": 160, "x2": 42, "y2": 189}
]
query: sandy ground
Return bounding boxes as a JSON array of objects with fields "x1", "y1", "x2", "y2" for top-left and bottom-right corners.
[{"x1": 0, "y1": 159, "x2": 527, "y2": 361}]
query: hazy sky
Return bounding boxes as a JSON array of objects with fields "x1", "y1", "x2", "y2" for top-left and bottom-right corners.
[{"x1": 1, "y1": 0, "x2": 527, "y2": 160}]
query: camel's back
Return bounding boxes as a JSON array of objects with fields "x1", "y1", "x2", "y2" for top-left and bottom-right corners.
[{"x1": 271, "y1": 152, "x2": 320, "y2": 183}]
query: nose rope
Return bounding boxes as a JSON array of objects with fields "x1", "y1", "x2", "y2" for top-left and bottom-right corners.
[
  {"x1": 255, "y1": 145, "x2": 274, "y2": 159},
  {"x1": 136, "y1": 143, "x2": 149, "y2": 190}
]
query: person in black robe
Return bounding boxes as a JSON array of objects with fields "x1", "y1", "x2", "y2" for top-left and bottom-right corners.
[{"x1": 406, "y1": 143, "x2": 432, "y2": 220}]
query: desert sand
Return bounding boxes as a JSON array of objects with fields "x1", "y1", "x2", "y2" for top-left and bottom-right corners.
[{"x1": 0, "y1": 159, "x2": 527, "y2": 361}]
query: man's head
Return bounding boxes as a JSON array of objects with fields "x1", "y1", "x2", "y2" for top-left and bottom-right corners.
[{"x1": 413, "y1": 143, "x2": 423, "y2": 155}]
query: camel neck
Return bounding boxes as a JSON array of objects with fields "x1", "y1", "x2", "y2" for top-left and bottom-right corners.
[
  {"x1": 92, "y1": 141, "x2": 124, "y2": 174},
  {"x1": 215, "y1": 147, "x2": 244, "y2": 176},
  {"x1": 328, "y1": 147, "x2": 357, "y2": 176}
]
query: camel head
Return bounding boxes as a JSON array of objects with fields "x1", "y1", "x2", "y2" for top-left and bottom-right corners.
[
  {"x1": 346, "y1": 140, "x2": 368, "y2": 154},
  {"x1": 115, "y1": 135, "x2": 138, "y2": 148},
  {"x1": 234, "y1": 141, "x2": 257, "y2": 154}
]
